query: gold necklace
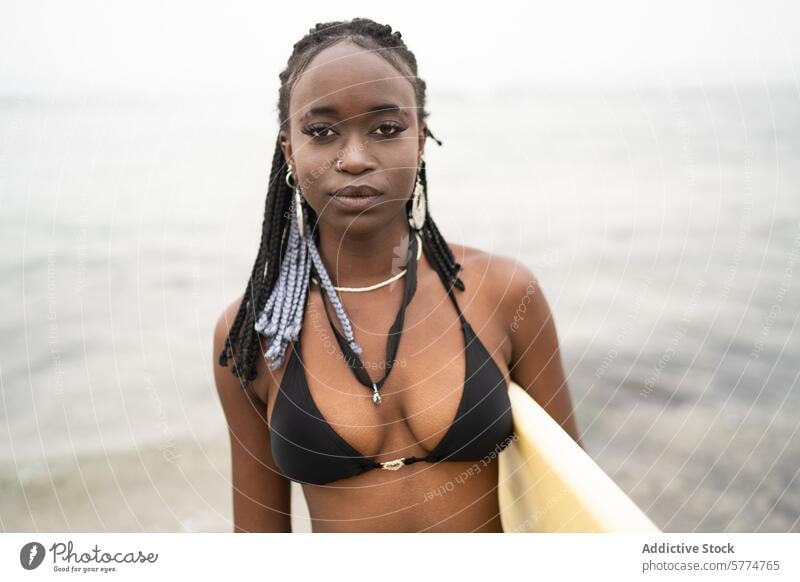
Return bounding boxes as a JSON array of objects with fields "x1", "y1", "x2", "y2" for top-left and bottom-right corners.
[{"x1": 311, "y1": 232, "x2": 422, "y2": 293}]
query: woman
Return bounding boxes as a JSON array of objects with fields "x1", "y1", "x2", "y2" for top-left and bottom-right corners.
[{"x1": 213, "y1": 17, "x2": 581, "y2": 533}]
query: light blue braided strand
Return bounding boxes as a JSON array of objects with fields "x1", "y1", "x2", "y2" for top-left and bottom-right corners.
[
  {"x1": 254, "y1": 196, "x2": 307, "y2": 370},
  {"x1": 287, "y1": 223, "x2": 310, "y2": 338},
  {"x1": 259, "y1": 249, "x2": 288, "y2": 337},
  {"x1": 265, "y1": 236, "x2": 298, "y2": 363},
  {"x1": 305, "y1": 235, "x2": 364, "y2": 356},
  {"x1": 254, "y1": 223, "x2": 292, "y2": 338},
  {"x1": 254, "y1": 193, "x2": 364, "y2": 369}
]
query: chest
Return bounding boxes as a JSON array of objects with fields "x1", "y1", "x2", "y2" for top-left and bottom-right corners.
[{"x1": 261, "y1": 273, "x2": 512, "y2": 459}]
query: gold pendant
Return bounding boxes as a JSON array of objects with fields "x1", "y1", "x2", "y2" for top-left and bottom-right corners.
[{"x1": 380, "y1": 458, "x2": 406, "y2": 471}]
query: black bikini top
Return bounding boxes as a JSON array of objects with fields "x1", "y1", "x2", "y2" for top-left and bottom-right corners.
[{"x1": 268, "y1": 236, "x2": 515, "y2": 485}]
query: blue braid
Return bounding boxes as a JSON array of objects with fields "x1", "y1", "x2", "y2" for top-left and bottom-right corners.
[{"x1": 254, "y1": 194, "x2": 364, "y2": 370}]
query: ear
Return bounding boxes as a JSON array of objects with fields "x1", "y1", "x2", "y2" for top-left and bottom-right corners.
[
  {"x1": 279, "y1": 129, "x2": 293, "y2": 169},
  {"x1": 417, "y1": 121, "x2": 427, "y2": 163}
]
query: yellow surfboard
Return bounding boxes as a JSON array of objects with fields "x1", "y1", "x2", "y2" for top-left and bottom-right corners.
[{"x1": 498, "y1": 382, "x2": 660, "y2": 532}]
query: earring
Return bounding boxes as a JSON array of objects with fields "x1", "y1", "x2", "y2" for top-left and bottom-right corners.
[
  {"x1": 286, "y1": 167, "x2": 305, "y2": 238},
  {"x1": 408, "y1": 164, "x2": 426, "y2": 231}
]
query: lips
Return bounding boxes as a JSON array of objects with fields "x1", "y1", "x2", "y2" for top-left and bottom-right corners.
[
  {"x1": 330, "y1": 185, "x2": 382, "y2": 198},
  {"x1": 328, "y1": 185, "x2": 383, "y2": 212}
]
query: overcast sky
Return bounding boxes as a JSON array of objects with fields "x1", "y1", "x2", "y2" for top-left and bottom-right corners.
[{"x1": 1, "y1": 0, "x2": 798, "y2": 95}]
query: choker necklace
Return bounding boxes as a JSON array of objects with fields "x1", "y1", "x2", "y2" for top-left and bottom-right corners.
[{"x1": 310, "y1": 231, "x2": 422, "y2": 293}]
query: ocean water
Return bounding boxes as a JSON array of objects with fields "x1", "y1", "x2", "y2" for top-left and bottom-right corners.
[{"x1": 0, "y1": 83, "x2": 798, "y2": 532}]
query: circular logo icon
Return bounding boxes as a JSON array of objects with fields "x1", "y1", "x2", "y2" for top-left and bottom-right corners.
[{"x1": 20, "y1": 542, "x2": 46, "y2": 570}]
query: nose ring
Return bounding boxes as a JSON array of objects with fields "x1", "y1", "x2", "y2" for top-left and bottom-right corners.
[{"x1": 336, "y1": 159, "x2": 343, "y2": 172}]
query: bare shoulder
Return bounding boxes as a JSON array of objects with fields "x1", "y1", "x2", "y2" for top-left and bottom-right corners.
[
  {"x1": 454, "y1": 246, "x2": 580, "y2": 446},
  {"x1": 448, "y1": 242, "x2": 542, "y2": 325},
  {"x1": 214, "y1": 294, "x2": 245, "y2": 342},
  {"x1": 213, "y1": 294, "x2": 273, "y2": 407}
]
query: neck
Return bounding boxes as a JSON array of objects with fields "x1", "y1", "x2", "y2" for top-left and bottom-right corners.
[{"x1": 316, "y1": 217, "x2": 414, "y2": 289}]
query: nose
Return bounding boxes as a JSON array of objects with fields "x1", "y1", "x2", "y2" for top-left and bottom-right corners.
[{"x1": 336, "y1": 137, "x2": 377, "y2": 175}]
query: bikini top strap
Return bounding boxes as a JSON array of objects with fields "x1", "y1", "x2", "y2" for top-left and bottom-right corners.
[
  {"x1": 439, "y1": 274, "x2": 468, "y2": 329},
  {"x1": 315, "y1": 232, "x2": 420, "y2": 391}
]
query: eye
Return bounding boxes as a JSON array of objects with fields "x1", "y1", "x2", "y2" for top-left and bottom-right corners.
[
  {"x1": 302, "y1": 123, "x2": 336, "y2": 139},
  {"x1": 373, "y1": 122, "x2": 406, "y2": 137}
]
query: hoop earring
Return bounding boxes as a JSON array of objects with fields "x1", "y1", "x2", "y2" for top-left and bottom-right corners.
[
  {"x1": 285, "y1": 166, "x2": 297, "y2": 189},
  {"x1": 286, "y1": 167, "x2": 305, "y2": 238},
  {"x1": 408, "y1": 167, "x2": 426, "y2": 231}
]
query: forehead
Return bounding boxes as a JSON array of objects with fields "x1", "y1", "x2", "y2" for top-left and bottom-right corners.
[{"x1": 290, "y1": 40, "x2": 417, "y2": 123}]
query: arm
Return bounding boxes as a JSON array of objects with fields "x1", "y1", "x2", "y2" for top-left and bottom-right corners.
[
  {"x1": 502, "y1": 263, "x2": 584, "y2": 449},
  {"x1": 213, "y1": 300, "x2": 292, "y2": 532}
]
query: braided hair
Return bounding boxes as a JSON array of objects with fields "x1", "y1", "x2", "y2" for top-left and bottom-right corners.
[{"x1": 218, "y1": 17, "x2": 465, "y2": 390}]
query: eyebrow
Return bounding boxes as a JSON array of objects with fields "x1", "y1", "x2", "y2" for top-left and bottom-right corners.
[{"x1": 301, "y1": 103, "x2": 407, "y2": 120}]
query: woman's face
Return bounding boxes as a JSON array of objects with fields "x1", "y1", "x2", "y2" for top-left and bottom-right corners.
[{"x1": 280, "y1": 40, "x2": 426, "y2": 236}]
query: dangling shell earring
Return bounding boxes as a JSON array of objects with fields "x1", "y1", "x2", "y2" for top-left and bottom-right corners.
[
  {"x1": 408, "y1": 158, "x2": 427, "y2": 231},
  {"x1": 292, "y1": 170, "x2": 305, "y2": 239},
  {"x1": 254, "y1": 165, "x2": 364, "y2": 370}
]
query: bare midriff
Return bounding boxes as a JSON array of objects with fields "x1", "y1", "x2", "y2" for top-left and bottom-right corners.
[{"x1": 300, "y1": 457, "x2": 505, "y2": 533}]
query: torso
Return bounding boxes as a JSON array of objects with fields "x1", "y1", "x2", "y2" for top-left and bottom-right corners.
[{"x1": 250, "y1": 243, "x2": 514, "y2": 532}]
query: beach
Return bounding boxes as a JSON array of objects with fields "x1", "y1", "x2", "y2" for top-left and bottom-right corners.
[{"x1": 1, "y1": 84, "x2": 798, "y2": 532}]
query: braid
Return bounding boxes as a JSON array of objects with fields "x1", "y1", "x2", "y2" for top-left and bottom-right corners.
[
  {"x1": 218, "y1": 18, "x2": 463, "y2": 390},
  {"x1": 217, "y1": 134, "x2": 293, "y2": 383},
  {"x1": 218, "y1": 137, "x2": 282, "y2": 369},
  {"x1": 278, "y1": 18, "x2": 427, "y2": 130},
  {"x1": 416, "y1": 159, "x2": 465, "y2": 292}
]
